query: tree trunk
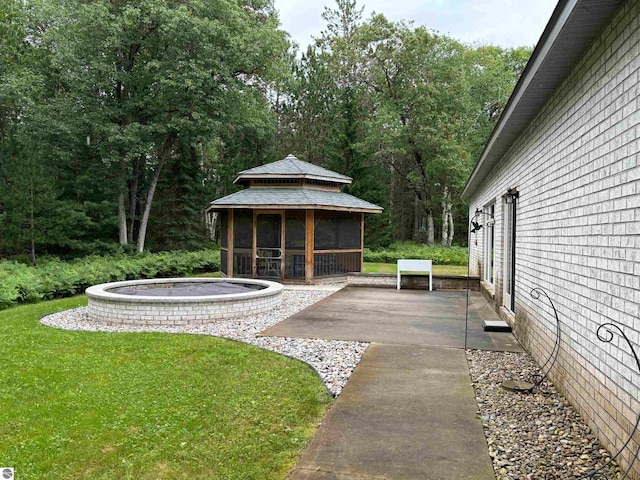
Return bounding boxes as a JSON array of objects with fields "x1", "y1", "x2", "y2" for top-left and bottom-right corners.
[
  {"x1": 441, "y1": 188, "x2": 454, "y2": 247},
  {"x1": 29, "y1": 182, "x2": 36, "y2": 266},
  {"x1": 136, "y1": 160, "x2": 163, "y2": 253},
  {"x1": 118, "y1": 192, "x2": 128, "y2": 245},
  {"x1": 413, "y1": 196, "x2": 428, "y2": 244},
  {"x1": 441, "y1": 203, "x2": 448, "y2": 247},
  {"x1": 441, "y1": 209, "x2": 454, "y2": 247},
  {"x1": 414, "y1": 203, "x2": 423, "y2": 232},
  {"x1": 136, "y1": 136, "x2": 176, "y2": 253},
  {"x1": 206, "y1": 210, "x2": 218, "y2": 242},
  {"x1": 127, "y1": 156, "x2": 141, "y2": 241},
  {"x1": 426, "y1": 210, "x2": 434, "y2": 246}
]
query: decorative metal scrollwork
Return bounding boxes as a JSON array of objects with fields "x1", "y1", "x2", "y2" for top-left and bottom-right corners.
[
  {"x1": 578, "y1": 323, "x2": 640, "y2": 479},
  {"x1": 529, "y1": 287, "x2": 562, "y2": 390}
]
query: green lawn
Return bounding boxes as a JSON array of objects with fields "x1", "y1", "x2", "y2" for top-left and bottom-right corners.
[
  {"x1": 0, "y1": 297, "x2": 333, "y2": 479},
  {"x1": 363, "y1": 262, "x2": 469, "y2": 276}
]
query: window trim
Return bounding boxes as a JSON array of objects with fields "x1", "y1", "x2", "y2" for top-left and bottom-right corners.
[
  {"x1": 502, "y1": 191, "x2": 518, "y2": 313},
  {"x1": 482, "y1": 203, "x2": 495, "y2": 286}
]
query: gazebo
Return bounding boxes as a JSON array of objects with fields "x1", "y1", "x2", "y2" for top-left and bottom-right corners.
[{"x1": 207, "y1": 154, "x2": 383, "y2": 282}]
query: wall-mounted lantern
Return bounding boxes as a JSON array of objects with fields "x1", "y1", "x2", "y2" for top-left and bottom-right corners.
[{"x1": 505, "y1": 188, "x2": 519, "y2": 204}]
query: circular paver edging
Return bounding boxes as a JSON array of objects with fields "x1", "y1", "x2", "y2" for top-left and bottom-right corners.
[{"x1": 85, "y1": 278, "x2": 284, "y2": 326}]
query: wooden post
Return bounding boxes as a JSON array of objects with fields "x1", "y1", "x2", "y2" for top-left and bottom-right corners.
[
  {"x1": 280, "y1": 210, "x2": 286, "y2": 280},
  {"x1": 252, "y1": 210, "x2": 258, "y2": 278},
  {"x1": 360, "y1": 212, "x2": 365, "y2": 273},
  {"x1": 306, "y1": 209, "x2": 314, "y2": 283},
  {"x1": 228, "y1": 209, "x2": 234, "y2": 277}
]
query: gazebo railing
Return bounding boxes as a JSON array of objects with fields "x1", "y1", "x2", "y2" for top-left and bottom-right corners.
[
  {"x1": 233, "y1": 250, "x2": 252, "y2": 277},
  {"x1": 285, "y1": 250, "x2": 305, "y2": 279},
  {"x1": 314, "y1": 251, "x2": 360, "y2": 277}
]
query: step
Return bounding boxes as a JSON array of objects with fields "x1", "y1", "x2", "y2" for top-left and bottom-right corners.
[{"x1": 482, "y1": 320, "x2": 512, "y2": 332}]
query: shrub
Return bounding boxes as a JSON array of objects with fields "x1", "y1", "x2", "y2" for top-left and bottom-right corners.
[
  {"x1": 364, "y1": 242, "x2": 468, "y2": 266},
  {"x1": 0, "y1": 249, "x2": 220, "y2": 309}
]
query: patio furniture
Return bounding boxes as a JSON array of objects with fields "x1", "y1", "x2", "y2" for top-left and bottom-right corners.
[{"x1": 397, "y1": 259, "x2": 432, "y2": 291}]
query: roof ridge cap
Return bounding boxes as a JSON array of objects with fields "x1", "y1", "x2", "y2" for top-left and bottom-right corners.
[
  {"x1": 284, "y1": 154, "x2": 307, "y2": 175},
  {"x1": 301, "y1": 187, "x2": 313, "y2": 204}
]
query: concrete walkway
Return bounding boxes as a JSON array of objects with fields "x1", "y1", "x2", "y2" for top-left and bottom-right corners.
[{"x1": 263, "y1": 287, "x2": 524, "y2": 480}]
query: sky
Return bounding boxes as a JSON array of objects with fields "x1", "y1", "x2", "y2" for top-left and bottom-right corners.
[{"x1": 274, "y1": 0, "x2": 559, "y2": 51}]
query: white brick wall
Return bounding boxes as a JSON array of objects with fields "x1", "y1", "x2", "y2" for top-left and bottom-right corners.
[
  {"x1": 87, "y1": 294, "x2": 282, "y2": 325},
  {"x1": 468, "y1": 1, "x2": 640, "y2": 472}
]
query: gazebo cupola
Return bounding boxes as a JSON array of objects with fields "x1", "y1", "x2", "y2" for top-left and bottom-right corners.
[{"x1": 207, "y1": 154, "x2": 383, "y2": 283}]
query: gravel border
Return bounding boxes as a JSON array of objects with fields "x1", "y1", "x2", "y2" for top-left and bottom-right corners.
[
  {"x1": 40, "y1": 286, "x2": 368, "y2": 396},
  {"x1": 467, "y1": 349, "x2": 621, "y2": 479}
]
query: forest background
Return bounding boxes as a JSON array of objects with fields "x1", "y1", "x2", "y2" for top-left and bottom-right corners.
[{"x1": 0, "y1": 0, "x2": 531, "y2": 264}]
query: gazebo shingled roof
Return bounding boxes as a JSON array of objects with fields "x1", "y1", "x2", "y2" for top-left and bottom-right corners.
[
  {"x1": 233, "y1": 154, "x2": 352, "y2": 185},
  {"x1": 209, "y1": 154, "x2": 382, "y2": 213},
  {"x1": 209, "y1": 187, "x2": 382, "y2": 213}
]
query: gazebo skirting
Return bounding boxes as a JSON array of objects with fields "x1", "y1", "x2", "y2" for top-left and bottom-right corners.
[{"x1": 219, "y1": 209, "x2": 364, "y2": 282}]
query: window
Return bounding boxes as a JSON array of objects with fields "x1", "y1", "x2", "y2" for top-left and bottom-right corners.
[{"x1": 483, "y1": 204, "x2": 495, "y2": 286}]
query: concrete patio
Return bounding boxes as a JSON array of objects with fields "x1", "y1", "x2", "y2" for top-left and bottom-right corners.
[
  {"x1": 262, "y1": 286, "x2": 524, "y2": 480},
  {"x1": 263, "y1": 287, "x2": 522, "y2": 352}
]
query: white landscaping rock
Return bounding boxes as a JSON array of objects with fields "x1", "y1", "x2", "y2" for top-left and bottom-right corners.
[
  {"x1": 40, "y1": 286, "x2": 368, "y2": 396},
  {"x1": 466, "y1": 349, "x2": 620, "y2": 479}
]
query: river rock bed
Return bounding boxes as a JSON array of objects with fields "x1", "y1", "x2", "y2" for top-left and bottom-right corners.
[
  {"x1": 467, "y1": 349, "x2": 621, "y2": 479},
  {"x1": 40, "y1": 286, "x2": 367, "y2": 396}
]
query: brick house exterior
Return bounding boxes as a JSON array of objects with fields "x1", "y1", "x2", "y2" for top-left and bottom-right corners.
[{"x1": 462, "y1": 0, "x2": 640, "y2": 473}]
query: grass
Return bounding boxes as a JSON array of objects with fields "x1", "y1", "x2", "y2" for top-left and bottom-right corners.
[
  {"x1": 0, "y1": 297, "x2": 333, "y2": 479},
  {"x1": 363, "y1": 262, "x2": 469, "y2": 276}
]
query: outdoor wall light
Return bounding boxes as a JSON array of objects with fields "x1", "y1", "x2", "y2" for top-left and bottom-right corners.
[{"x1": 505, "y1": 187, "x2": 519, "y2": 204}]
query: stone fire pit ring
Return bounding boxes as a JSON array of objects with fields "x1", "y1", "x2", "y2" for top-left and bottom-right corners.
[{"x1": 85, "y1": 278, "x2": 284, "y2": 326}]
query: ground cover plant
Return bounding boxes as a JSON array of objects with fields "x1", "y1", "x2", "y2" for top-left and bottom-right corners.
[
  {"x1": 363, "y1": 242, "x2": 468, "y2": 266},
  {"x1": 0, "y1": 250, "x2": 220, "y2": 308},
  {"x1": 0, "y1": 297, "x2": 333, "y2": 479}
]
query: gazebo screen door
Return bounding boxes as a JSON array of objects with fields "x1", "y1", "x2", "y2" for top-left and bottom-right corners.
[{"x1": 256, "y1": 213, "x2": 282, "y2": 278}]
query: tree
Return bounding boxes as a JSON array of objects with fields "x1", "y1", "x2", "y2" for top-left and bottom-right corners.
[
  {"x1": 42, "y1": 0, "x2": 288, "y2": 252},
  {"x1": 0, "y1": 0, "x2": 531, "y2": 256},
  {"x1": 0, "y1": 0, "x2": 101, "y2": 262},
  {"x1": 354, "y1": 18, "x2": 467, "y2": 244},
  {"x1": 352, "y1": 17, "x2": 530, "y2": 245},
  {"x1": 275, "y1": 0, "x2": 392, "y2": 247}
]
